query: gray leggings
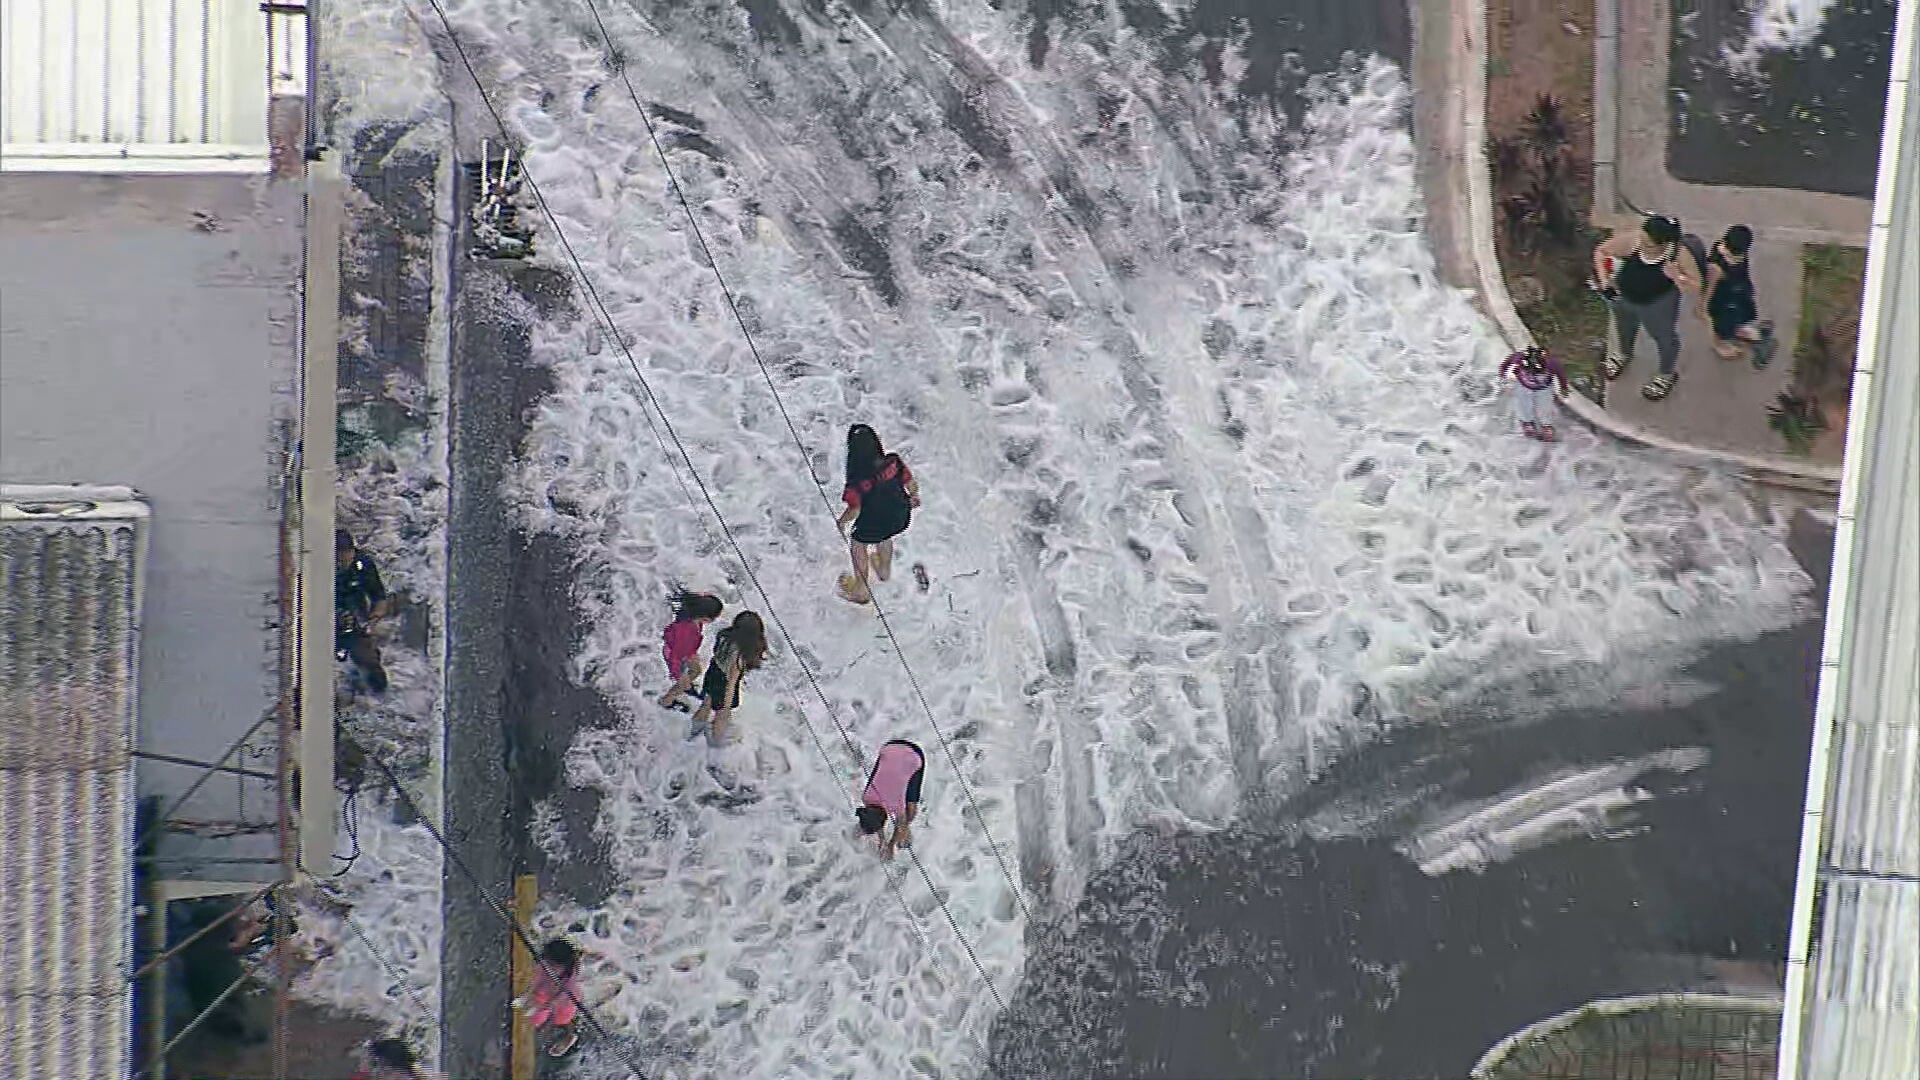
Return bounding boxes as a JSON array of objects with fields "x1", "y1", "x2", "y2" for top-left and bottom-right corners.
[{"x1": 1612, "y1": 289, "x2": 1682, "y2": 375}]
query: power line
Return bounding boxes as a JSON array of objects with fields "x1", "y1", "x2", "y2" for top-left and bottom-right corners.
[
  {"x1": 336, "y1": 723, "x2": 655, "y2": 1079},
  {"x1": 415, "y1": 0, "x2": 1010, "y2": 1007},
  {"x1": 309, "y1": 869, "x2": 454, "y2": 1051},
  {"x1": 572, "y1": 0, "x2": 1034, "y2": 925}
]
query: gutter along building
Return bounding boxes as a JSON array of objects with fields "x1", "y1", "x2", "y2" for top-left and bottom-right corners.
[{"x1": 0, "y1": 2, "x2": 341, "y2": 1075}]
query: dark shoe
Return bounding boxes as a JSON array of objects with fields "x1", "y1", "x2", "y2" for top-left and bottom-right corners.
[
  {"x1": 1752, "y1": 322, "x2": 1778, "y2": 369},
  {"x1": 1641, "y1": 372, "x2": 1679, "y2": 400},
  {"x1": 1604, "y1": 353, "x2": 1627, "y2": 380},
  {"x1": 547, "y1": 1030, "x2": 579, "y2": 1058}
]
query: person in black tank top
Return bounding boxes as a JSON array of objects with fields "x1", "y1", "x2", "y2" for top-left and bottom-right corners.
[
  {"x1": 1697, "y1": 224, "x2": 1778, "y2": 368},
  {"x1": 1592, "y1": 214, "x2": 1702, "y2": 400}
]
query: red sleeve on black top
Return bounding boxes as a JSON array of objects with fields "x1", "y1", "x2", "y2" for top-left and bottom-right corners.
[
  {"x1": 897, "y1": 459, "x2": 913, "y2": 488},
  {"x1": 843, "y1": 483, "x2": 861, "y2": 509}
]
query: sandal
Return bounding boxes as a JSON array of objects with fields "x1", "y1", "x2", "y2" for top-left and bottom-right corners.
[
  {"x1": 547, "y1": 1030, "x2": 579, "y2": 1058},
  {"x1": 1521, "y1": 421, "x2": 1539, "y2": 438},
  {"x1": 1538, "y1": 425, "x2": 1557, "y2": 442},
  {"x1": 1641, "y1": 372, "x2": 1678, "y2": 400},
  {"x1": 1603, "y1": 353, "x2": 1626, "y2": 380}
]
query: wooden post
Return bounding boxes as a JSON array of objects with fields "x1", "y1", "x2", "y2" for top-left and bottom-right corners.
[{"x1": 510, "y1": 875, "x2": 537, "y2": 1080}]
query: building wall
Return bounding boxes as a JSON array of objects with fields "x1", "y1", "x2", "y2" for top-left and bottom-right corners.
[
  {"x1": 0, "y1": 174, "x2": 301, "y2": 823},
  {"x1": 1779, "y1": 0, "x2": 1920, "y2": 1074}
]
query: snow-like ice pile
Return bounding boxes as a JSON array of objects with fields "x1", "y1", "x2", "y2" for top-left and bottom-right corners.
[
  {"x1": 1721, "y1": 0, "x2": 1840, "y2": 73},
  {"x1": 327, "y1": 0, "x2": 1811, "y2": 1076}
]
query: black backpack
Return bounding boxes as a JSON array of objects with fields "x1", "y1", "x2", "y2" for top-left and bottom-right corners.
[
  {"x1": 1681, "y1": 233, "x2": 1709, "y2": 279},
  {"x1": 856, "y1": 456, "x2": 912, "y2": 535}
]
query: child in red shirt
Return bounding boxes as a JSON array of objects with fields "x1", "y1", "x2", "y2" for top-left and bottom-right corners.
[
  {"x1": 515, "y1": 937, "x2": 586, "y2": 1058},
  {"x1": 658, "y1": 591, "x2": 723, "y2": 709}
]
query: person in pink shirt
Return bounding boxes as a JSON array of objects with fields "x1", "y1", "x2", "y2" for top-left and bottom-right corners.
[
  {"x1": 658, "y1": 591, "x2": 723, "y2": 709},
  {"x1": 856, "y1": 739, "x2": 926, "y2": 859},
  {"x1": 515, "y1": 937, "x2": 586, "y2": 1058}
]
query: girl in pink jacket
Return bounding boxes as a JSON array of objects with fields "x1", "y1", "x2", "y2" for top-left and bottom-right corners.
[
  {"x1": 516, "y1": 937, "x2": 585, "y2": 1058},
  {"x1": 658, "y1": 591, "x2": 722, "y2": 709}
]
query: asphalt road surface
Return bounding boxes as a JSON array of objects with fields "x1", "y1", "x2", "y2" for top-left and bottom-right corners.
[
  {"x1": 991, "y1": 511, "x2": 1830, "y2": 1079},
  {"x1": 1668, "y1": 0, "x2": 1897, "y2": 197}
]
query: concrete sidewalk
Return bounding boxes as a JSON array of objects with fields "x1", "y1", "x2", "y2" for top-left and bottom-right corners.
[
  {"x1": 1599, "y1": 228, "x2": 1805, "y2": 463},
  {"x1": 1583, "y1": 0, "x2": 1874, "y2": 475}
]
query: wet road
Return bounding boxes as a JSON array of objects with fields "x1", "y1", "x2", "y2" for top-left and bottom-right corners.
[
  {"x1": 1668, "y1": 0, "x2": 1897, "y2": 197},
  {"x1": 991, "y1": 511, "x2": 1829, "y2": 1079}
]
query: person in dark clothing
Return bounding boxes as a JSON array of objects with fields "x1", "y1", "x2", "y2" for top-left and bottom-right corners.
[
  {"x1": 335, "y1": 528, "x2": 390, "y2": 693},
  {"x1": 1698, "y1": 224, "x2": 1778, "y2": 368},
  {"x1": 689, "y1": 611, "x2": 768, "y2": 746},
  {"x1": 1592, "y1": 213, "x2": 1702, "y2": 401},
  {"x1": 833, "y1": 425, "x2": 919, "y2": 606}
]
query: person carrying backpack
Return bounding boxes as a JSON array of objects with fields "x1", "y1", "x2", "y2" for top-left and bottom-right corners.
[
  {"x1": 1591, "y1": 214, "x2": 1702, "y2": 401},
  {"x1": 834, "y1": 424, "x2": 919, "y2": 606}
]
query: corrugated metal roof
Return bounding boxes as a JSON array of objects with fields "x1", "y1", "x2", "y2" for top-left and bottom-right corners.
[
  {"x1": 1779, "y1": 0, "x2": 1920, "y2": 1075},
  {"x1": 1, "y1": 486, "x2": 149, "y2": 1080},
  {"x1": 0, "y1": 0, "x2": 306, "y2": 171}
]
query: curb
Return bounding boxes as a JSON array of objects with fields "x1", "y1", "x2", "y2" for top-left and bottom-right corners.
[
  {"x1": 1469, "y1": 992, "x2": 1784, "y2": 1077},
  {"x1": 1455, "y1": 0, "x2": 1842, "y2": 495}
]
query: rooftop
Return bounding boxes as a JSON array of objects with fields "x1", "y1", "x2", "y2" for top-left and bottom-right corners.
[{"x1": 0, "y1": 488, "x2": 149, "y2": 1078}]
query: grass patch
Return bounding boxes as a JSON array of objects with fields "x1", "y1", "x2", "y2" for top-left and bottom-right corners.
[
  {"x1": 1796, "y1": 244, "x2": 1866, "y2": 369},
  {"x1": 1787, "y1": 243, "x2": 1865, "y2": 454},
  {"x1": 1513, "y1": 268, "x2": 1610, "y2": 389}
]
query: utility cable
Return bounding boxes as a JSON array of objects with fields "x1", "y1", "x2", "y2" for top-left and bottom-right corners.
[
  {"x1": 308, "y1": 868, "x2": 455, "y2": 1050},
  {"x1": 335, "y1": 723, "x2": 655, "y2": 1079},
  {"x1": 133, "y1": 709, "x2": 275, "y2": 851},
  {"x1": 573, "y1": 0, "x2": 1033, "y2": 923},
  {"x1": 415, "y1": 0, "x2": 1010, "y2": 1007}
]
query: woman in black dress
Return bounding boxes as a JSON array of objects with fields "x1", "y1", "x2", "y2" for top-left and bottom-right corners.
[
  {"x1": 1697, "y1": 224, "x2": 1778, "y2": 368},
  {"x1": 833, "y1": 425, "x2": 919, "y2": 605}
]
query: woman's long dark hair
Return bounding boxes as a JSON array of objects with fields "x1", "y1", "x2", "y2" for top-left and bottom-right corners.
[
  {"x1": 722, "y1": 611, "x2": 769, "y2": 670},
  {"x1": 846, "y1": 424, "x2": 885, "y2": 485},
  {"x1": 669, "y1": 589, "x2": 722, "y2": 621},
  {"x1": 541, "y1": 937, "x2": 581, "y2": 978}
]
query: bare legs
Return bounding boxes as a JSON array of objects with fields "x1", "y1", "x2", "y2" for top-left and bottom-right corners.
[
  {"x1": 846, "y1": 539, "x2": 874, "y2": 604},
  {"x1": 846, "y1": 537, "x2": 897, "y2": 605},
  {"x1": 659, "y1": 659, "x2": 699, "y2": 707},
  {"x1": 689, "y1": 698, "x2": 733, "y2": 744},
  {"x1": 1709, "y1": 315, "x2": 1775, "y2": 365}
]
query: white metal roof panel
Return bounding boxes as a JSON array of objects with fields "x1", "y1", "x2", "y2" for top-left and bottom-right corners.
[
  {"x1": 0, "y1": 0, "x2": 302, "y2": 171},
  {"x1": 0, "y1": 486, "x2": 149, "y2": 1080}
]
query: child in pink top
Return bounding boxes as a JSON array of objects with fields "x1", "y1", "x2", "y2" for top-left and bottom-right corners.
[
  {"x1": 516, "y1": 937, "x2": 585, "y2": 1058},
  {"x1": 856, "y1": 740, "x2": 926, "y2": 860},
  {"x1": 659, "y1": 591, "x2": 722, "y2": 709}
]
